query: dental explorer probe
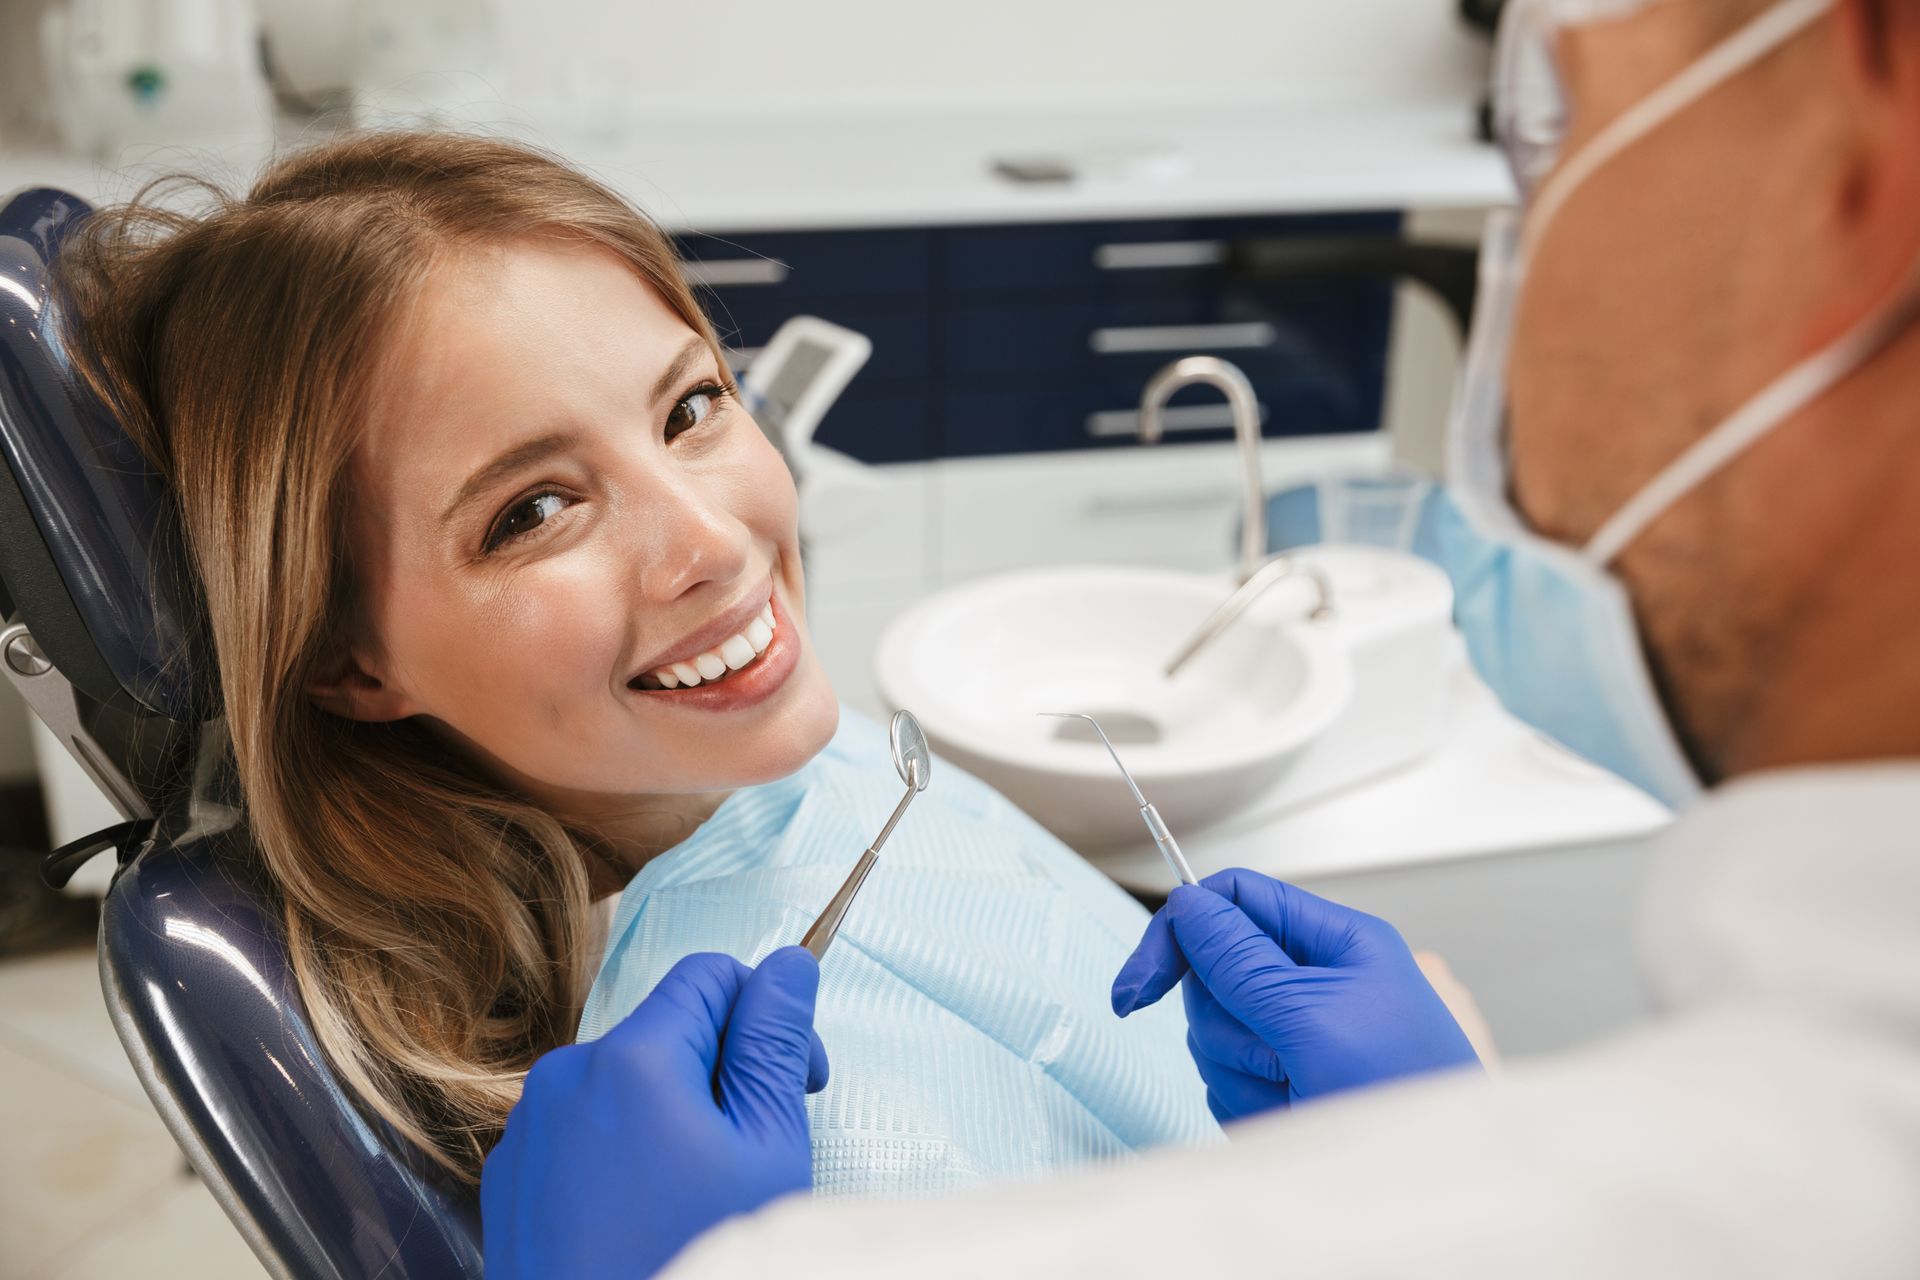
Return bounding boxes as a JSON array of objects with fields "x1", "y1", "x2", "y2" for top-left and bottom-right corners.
[
  {"x1": 800, "y1": 710, "x2": 931, "y2": 960},
  {"x1": 1040, "y1": 713, "x2": 1198, "y2": 887}
]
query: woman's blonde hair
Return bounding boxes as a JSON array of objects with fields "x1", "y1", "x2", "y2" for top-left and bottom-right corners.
[{"x1": 58, "y1": 131, "x2": 727, "y2": 1180}]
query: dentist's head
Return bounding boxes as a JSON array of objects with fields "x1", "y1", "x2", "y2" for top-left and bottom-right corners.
[
  {"x1": 57, "y1": 132, "x2": 837, "y2": 1180},
  {"x1": 1446, "y1": 0, "x2": 1920, "y2": 801}
]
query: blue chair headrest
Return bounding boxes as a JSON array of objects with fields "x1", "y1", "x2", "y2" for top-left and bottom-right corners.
[
  {"x1": 103, "y1": 828, "x2": 483, "y2": 1276},
  {"x1": 0, "y1": 187, "x2": 216, "y2": 723}
]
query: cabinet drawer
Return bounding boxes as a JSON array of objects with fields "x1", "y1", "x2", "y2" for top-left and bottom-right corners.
[
  {"x1": 945, "y1": 280, "x2": 1388, "y2": 379},
  {"x1": 940, "y1": 367, "x2": 1378, "y2": 458},
  {"x1": 812, "y1": 392, "x2": 935, "y2": 465},
  {"x1": 706, "y1": 297, "x2": 933, "y2": 383},
  {"x1": 942, "y1": 212, "x2": 1402, "y2": 295},
  {"x1": 676, "y1": 228, "x2": 933, "y2": 298}
]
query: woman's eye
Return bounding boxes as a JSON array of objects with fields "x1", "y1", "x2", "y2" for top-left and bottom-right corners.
[
  {"x1": 485, "y1": 491, "x2": 571, "y2": 552},
  {"x1": 665, "y1": 382, "x2": 730, "y2": 440}
]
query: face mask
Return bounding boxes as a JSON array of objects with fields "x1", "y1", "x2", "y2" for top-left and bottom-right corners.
[
  {"x1": 577, "y1": 711, "x2": 1221, "y2": 1196},
  {"x1": 1435, "y1": 0, "x2": 1920, "y2": 809}
]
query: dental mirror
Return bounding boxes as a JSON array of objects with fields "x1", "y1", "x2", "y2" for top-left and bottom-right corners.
[
  {"x1": 802, "y1": 710, "x2": 931, "y2": 959},
  {"x1": 891, "y1": 709, "x2": 933, "y2": 792}
]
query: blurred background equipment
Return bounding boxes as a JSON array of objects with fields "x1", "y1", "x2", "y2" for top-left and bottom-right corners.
[
  {"x1": 0, "y1": 5, "x2": 1671, "y2": 1276},
  {"x1": 38, "y1": 0, "x2": 275, "y2": 158}
]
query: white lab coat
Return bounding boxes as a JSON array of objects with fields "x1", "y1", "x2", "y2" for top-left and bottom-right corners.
[{"x1": 670, "y1": 764, "x2": 1920, "y2": 1277}]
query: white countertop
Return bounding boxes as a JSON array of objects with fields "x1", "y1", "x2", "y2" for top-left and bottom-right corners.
[
  {"x1": 1, "y1": 96, "x2": 1514, "y2": 232},
  {"x1": 1084, "y1": 639, "x2": 1674, "y2": 892}
]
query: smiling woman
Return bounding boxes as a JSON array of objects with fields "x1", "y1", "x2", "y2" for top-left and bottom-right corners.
[
  {"x1": 52, "y1": 131, "x2": 1216, "y2": 1193},
  {"x1": 310, "y1": 220, "x2": 837, "y2": 808},
  {"x1": 55, "y1": 131, "x2": 842, "y2": 1179}
]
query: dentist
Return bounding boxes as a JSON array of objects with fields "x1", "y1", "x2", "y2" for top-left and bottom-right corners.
[{"x1": 483, "y1": 0, "x2": 1920, "y2": 1273}]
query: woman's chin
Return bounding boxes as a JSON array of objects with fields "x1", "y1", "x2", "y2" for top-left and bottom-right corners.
[
  {"x1": 737, "y1": 657, "x2": 840, "y2": 779},
  {"x1": 637, "y1": 660, "x2": 839, "y2": 793},
  {"x1": 462, "y1": 654, "x2": 841, "y2": 806}
]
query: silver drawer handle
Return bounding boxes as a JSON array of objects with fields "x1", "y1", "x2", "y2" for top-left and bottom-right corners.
[
  {"x1": 1093, "y1": 240, "x2": 1228, "y2": 271},
  {"x1": 1085, "y1": 488, "x2": 1240, "y2": 516},
  {"x1": 1089, "y1": 322, "x2": 1276, "y2": 355},
  {"x1": 684, "y1": 258, "x2": 791, "y2": 288},
  {"x1": 1085, "y1": 402, "x2": 1268, "y2": 437}
]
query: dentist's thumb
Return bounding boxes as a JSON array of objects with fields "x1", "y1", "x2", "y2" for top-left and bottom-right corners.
[
  {"x1": 715, "y1": 947, "x2": 830, "y2": 1137},
  {"x1": 1165, "y1": 884, "x2": 1300, "y2": 1034}
]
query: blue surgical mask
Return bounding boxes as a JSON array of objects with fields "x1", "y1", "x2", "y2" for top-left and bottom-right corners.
[{"x1": 1436, "y1": 0, "x2": 1920, "y2": 810}]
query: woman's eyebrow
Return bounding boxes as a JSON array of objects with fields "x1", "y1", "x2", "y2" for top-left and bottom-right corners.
[
  {"x1": 441, "y1": 432, "x2": 578, "y2": 526},
  {"x1": 438, "y1": 340, "x2": 710, "y2": 527},
  {"x1": 649, "y1": 336, "x2": 711, "y2": 405}
]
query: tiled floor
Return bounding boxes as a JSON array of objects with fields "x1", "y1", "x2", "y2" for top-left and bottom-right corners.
[{"x1": 0, "y1": 946, "x2": 263, "y2": 1280}]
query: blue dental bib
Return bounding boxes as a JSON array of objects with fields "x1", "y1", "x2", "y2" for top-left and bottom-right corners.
[{"x1": 577, "y1": 709, "x2": 1221, "y2": 1196}]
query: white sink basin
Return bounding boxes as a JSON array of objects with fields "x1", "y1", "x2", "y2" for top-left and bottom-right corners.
[{"x1": 873, "y1": 565, "x2": 1354, "y2": 849}]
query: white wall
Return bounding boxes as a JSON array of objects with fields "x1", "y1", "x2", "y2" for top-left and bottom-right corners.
[
  {"x1": 494, "y1": 0, "x2": 1488, "y2": 119},
  {"x1": 6, "y1": 0, "x2": 1493, "y2": 874},
  {"x1": 0, "y1": 0, "x2": 57, "y2": 146}
]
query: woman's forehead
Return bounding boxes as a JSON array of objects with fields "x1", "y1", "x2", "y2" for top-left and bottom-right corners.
[
  {"x1": 402, "y1": 241, "x2": 688, "y2": 381},
  {"x1": 352, "y1": 240, "x2": 707, "y2": 523},
  {"x1": 369, "y1": 242, "x2": 700, "y2": 441}
]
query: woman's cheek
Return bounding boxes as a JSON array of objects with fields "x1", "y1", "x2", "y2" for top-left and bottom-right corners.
[
  {"x1": 499, "y1": 563, "x2": 629, "y2": 689},
  {"x1": 735, "y1": 416, "x2": 801, "y2": 531}
]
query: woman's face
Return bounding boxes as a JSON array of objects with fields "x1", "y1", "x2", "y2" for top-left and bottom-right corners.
[{"x1": 323, "y1": 237, "x2": 838, "y2": 817}]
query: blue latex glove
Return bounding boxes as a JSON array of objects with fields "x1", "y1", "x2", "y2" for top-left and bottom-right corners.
[
  {"x1": 1111, "y1": 869, "x2": 1479, "y2": 1123},
  {"x1": 482, "y1": 947, "x2": 829, "y2": 1280}
]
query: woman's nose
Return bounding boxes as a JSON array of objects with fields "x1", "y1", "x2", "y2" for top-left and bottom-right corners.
[{"x1": 626, "y1": 476, "x2": 752, "y2": 602}]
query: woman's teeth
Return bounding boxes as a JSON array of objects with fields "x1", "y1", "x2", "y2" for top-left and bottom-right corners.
[{"x1": 635, "y1": 605, "x2": 777, "y2": 691}]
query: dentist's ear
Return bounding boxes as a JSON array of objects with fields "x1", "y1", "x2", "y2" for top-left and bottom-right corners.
[
  {"x1": 306, "y1": 644, "x2": 424, "y2": 723},
  {"x1": 1835, "y1": 0, "x2": 1918, "y2": 83},
  {"x1": 1830, "y1": 0, "x2": 1920, "y2": 213},
  {"x1": 1819, "y1": 0, "x2": 1920, "y2": 323}
]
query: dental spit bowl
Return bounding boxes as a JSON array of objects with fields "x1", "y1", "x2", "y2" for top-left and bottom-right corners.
[{"x1": 873, "y1": 566, "x2": 1354, "y2": 849}]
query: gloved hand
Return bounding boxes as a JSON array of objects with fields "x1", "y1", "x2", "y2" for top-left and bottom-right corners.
[
  {"x1": 482, "y1": 947, "x2": 829, "y2": 1280},
  {"x1": 1111, "y1": 869, "x2": 1479, "y2": 1123}
]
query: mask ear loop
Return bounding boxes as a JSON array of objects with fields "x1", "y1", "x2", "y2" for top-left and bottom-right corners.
[
  {"x1": 1584, "y1": 255, "x2": 1920, "y2": 565},
  {"x1": 1522, "y1": 0, "x2": 1834, "y2": 254},
  {"x1": 1496, "y1": 0, "x2": 1848, "y2": 567}
]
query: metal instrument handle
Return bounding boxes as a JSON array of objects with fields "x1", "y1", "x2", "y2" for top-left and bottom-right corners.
[
  {"x1": 801, "y1": 847, "x2": 879, "y2": 960},
  {"x1": 1141, "y1": 804, "x2": 1198, "y2": 886},
  {"x1": 799, "y1": 780, "x2": 920, "y2": 959}
]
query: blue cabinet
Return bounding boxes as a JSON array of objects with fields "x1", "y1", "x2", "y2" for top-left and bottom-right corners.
[{"x1": 674, "y1": 212, "x2": 1400, "y2": 464}]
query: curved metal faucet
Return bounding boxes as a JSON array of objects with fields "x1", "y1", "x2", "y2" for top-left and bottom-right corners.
[
  {"x1": 1163, "y1": 554, "x2": 1334, "y2": 679},
  {"x1": 1138, "y1": 356, "x2": 1266, "y2": 584}
]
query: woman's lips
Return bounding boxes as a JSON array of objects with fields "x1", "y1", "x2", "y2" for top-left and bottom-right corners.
[
  {"x1": 627, "y1": 591, "x2": 800, "y2": 713},
  {"x1": 630, "y1": 578, "x2": 776, "y2": 678}
]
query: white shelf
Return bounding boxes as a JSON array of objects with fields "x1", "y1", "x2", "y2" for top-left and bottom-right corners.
[
  {"x1": 1082, "y1": 639, "x2": 1673, "y2": 892},
  {"x1": 1, "y1": 97, "x2": 1514, "y2": 232}
]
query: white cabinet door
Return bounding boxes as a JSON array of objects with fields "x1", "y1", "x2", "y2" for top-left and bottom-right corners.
[
  {"x1": 933, "y1": 435, "x2": 1390, "y2": 583},
  {"x1": 797, "y1": 455, "x2": 935, "y2": 588}
]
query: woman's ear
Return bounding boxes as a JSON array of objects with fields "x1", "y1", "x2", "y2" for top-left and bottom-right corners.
[{"x1": 306, "y1": 645, "x2": 422, "y2": 723}]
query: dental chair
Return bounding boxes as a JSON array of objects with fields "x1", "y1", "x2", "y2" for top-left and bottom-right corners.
[{"x1": 0, "y1": 188, "x2": 483, "y2": 1277}]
